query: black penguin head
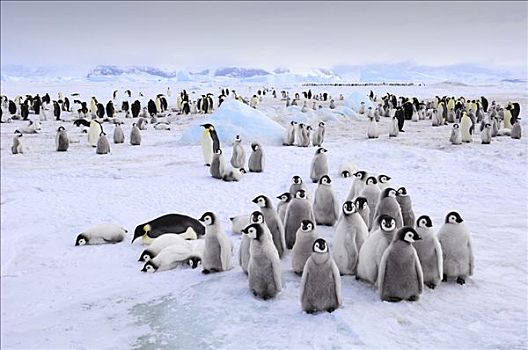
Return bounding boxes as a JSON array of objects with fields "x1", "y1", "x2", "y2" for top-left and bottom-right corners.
[
  {"x1": 365, "y1": 176, "x2": 378, "y2": 185},
  {"x1": 396, "y1": 187, "x2": 408, "y2": 196},
  {"x1": 242, "y1": 223, "x2": 265, "y2": 241},
  {"x1": 312, "y1": 238, "x2": 328, "y2": 254},
  {"x1": 453, "y1": 124, "x2": 460, "y2": 129},
  {"x1": 319, "y1": 175, "x2": 331, "y2": 185},
  {"x1": 316, "y1": 147, "x2": 327, "y2": 154},
  {"x1": 188, "y1": 256, "x2": 202, "y2": 269},
  {"x1": 252, "y1": 195, "x2": 270, "y2": 208},
  {"x1": 290, "y1": 121, "x2": 297, "y2": 125},
  {"x1": 138, "y1": 250, "x2": 154, "y2": 262},
  {"x1": 395, "y1": 227, "x2": 422, "y2": 244},
  {"x1": 99, "y1": 131, "x2": 106, "y2": 136},
  {"x1": 416, "y1": 215, "x2": 433, "y2": 228},
  {"x1": 382, "y1": 187, "x2": 397, "y2": 198},
  {"x1": 234, "y1": 135, "x2": 241, "y2": 142},
  {"x1": 75, "y1": 233, "x2": 88, "y2": 246},
  {"x1": 354, "y1": 197, "x2": 368, "y2": 210},
  {"x1": 277, "y1": 192, "x2": 292, "y2": 203},
  {"x1": 132, "y1": 224, "x2": 151, "y2": 244},
  {"x1": 485, "y1": 123, "x2": 492, "y2": 129},
  {"x1": 200, "y1": 123, "x2": 214, "y2": 131},
  {"x1": 341, "y1": 170, "x2": 351, "y2": 178},
  {"x1": 141, "y1": 261, "x2": 159, "y2": 273},
  {"x1": 14, "y1": 130, "x2": 22, "y2": 137},
  {"x1": 300, "y1": 220, "x2": 314, "y2": 232},
  {"x1": 295, "y1": 189, "x2": 307, "y2": 199},
  {"x1": 57, "y1": 126, "x2": 65, "y2": 132},
  {"x1": 445, "y1": 211, "x2": 463, "y2": 224},
  {"x1": 292, "y1": 175, "x2": 303, "y2": 185},
  {"x1": 239, "y1": 168, "x2": 247, "y2": 174},
  {"x1": 251, "y1": 142, "x2": 260, "y2": 151},
  {"x1": 215, "y1": 149, "x2": 222, "y2": 155},
  {"x1": 378, "y1": 174, "x2": 391, "y2": 183},
  {"x1": 318, "y1": 121, "x2": 326, "y2": 127},
  {"x1": 199, "y1": 212, "x2": 216, "y2": 226},
  {"x1": 379, "y1": 215, "x2": 396, "y2": 232},
  {"x1": 354, "y1": 171, "x2": 367, "y2": 180},
  {"x1": 342, "y1": 201, "x2": 356, "y2": 215},
  {"x1": 250, "y1": 211, "x2": 265, "y2": 224}
]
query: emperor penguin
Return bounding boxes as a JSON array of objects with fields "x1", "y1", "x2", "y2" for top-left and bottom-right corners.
[
  {"x1": 141, "y1": 242, "x2": 203, "y2": 272},
  {"x1": 300, "y1": 238, "x2": 342, "y2": 313},
  {"x1": 240, "y1": 211, "x2": 265, "y2": 275},
  {"x1": 210, "y1": 149, "x2": 226, "y2": 179},
  {"x1": 283, "y1": 121, "x2": 297, "y2": 146},
  {"x1": 450, "y1": 124, "x2": 462, "y2": 145},
  {"x1": 301, "y1": 101, "x2": 308, "y2": 113},
  {"x1": 230, "y1": 135, "x2": 246, "y2": 168},
  {"x1": 292, "y1": 219, "x2": 317, "y2": 275},
  {"x1": 339, "y1": 162, "x2": 358, "y2": 178},
  {"x1": 222, "y1": 167, "x2": 246, "y2": 182},
  {"x1": 378, "y1": 227, "x2": 423, "y2": 302},
  {"x1": 11, "y1": 130, "x2": 23, "y2": 154},
  {"x1": 113, "y1": 124, "x2": 125, "y2": 144},
  {"x1": 367, "y1": 115, "x2": 379, "y2": 138},
  {"x1": 96, "y1": 132, "x2": 111, "y2": 155},
  {"x1": 503, "y1": 106, "x2": 513, "y2": 129},
  {"x1": 414, "y1": 215, "x2": 443, "y2": 289},
  {"x1": 388, "y1": 116, "x2": 399, "y2": 137},
  {"x1": 346, "y1": 170, "x2": 368, "y2": 202},
  {"x1": 437, "y1": 211, "x2": 474, "y2": 285},
  {"x1": 310, "y1": 147, "x2": 328, "y2": 183},
  {"x1": 289, "y1": 176, "x2": 310, "y2": 199},
  {"x1": 75, "y1": 224, "x2": 127, "y2": 246},
  {"x1": 138, "y1": 233, "x2": 199, "y2": 262},
  {"x1": 293, "y1": 122, "x2": 303, "y2": 146},
  {"x1": 359, "y1": 176, "x2": 381, "y2": 228},
  {"x1": 132, "y1": 213, "x2": 205, "y2": 244},
  {"x1": 312, "y1": 121, "x2": 326, "y2": 147},
  {"x1": 313, "y1": 175, "x2": 339, "y2": 226},
  {"x1": 200, "y1": 124, "x2": 220, "y2": 166},
  {"x1": 481, "y1": 123, "x2": 492, "y2": 144},
  {"x1": 332, "y1": 201, "x2": 368, "y2": 275},
  {"x1": 88, "y1": 120, "x2": 103, "y2": 147},
  {"x1": 248, "y1": 142, "x2": 265, "y2": 172},
  {"x1": 460, "y1": 111, "x2": 473, "y2": 143},
  {"x1": 253, "y1": 195, "x2": 286, "y2": 258},
  {"x1": 130, "y1": 123, "x2": 141, "y2": 146},
  {"x1": 56, "y1": 126, "x2": 69, "y2": 152},
  {"x1": 354, "y1": 196, "x2": 370, "y2": 229},
  {"x1": 276, "y1": 192, "x2": 292, "y2": 224},
  {"x1": 137, "y1": 117, "x2": 148, "y2": 130},
  {"x1": 199, "y1": 212, "x2": 233, "y2": 273},
  {"x1": 511, "y1": 120, "x2": 522, "y2": 139},
  {"x1": 377, "y1": 174, "x2": 391, "y2": 192},
  {"x1": 356, "y1": 215, "x2": 398, "y2": 285},
  {"x1": 395, "y1": 187, "x2": 415, "y2": 227},
  {"x1": 284, "y1": 190, "x2": 315, "y2": 249},
  {"x1": 242, "y1": 223, "x2": 282, "y2": 300},
  {"x1": 373, "y1": 188, "x2": 404, "y2": 229},
  {"x1": 300, "y1": 125, "x2": 312, "y2": 147}
]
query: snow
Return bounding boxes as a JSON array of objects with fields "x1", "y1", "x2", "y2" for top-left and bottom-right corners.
[{"x1": 1, "y1": 81, "x2": 527, "y2": 349}]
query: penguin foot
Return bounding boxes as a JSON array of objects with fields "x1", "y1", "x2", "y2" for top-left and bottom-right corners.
[
  {"x1": 399, "y1": 129, "x2": 405, "y2": 132},
  {"x1": 205, "y1": 164, "x2": 211, "y2": 167},
  {"x1": 456, "y1": 277, "x2": 466, "y2": 285},
  {"x1": 305, "y1": 309, "x2": 317, "y2": 314},
  {"x1": 326, "y1": 307, "x2": 335, "y2": 313},
  {"x1": 407, "y1": 295, "x2": 419, "y2": 302},
  {"x1": 201, "y1": 269, "x2": 210, "y2": 274},
  {"x1": 383, "y1": 296, "x2": 402, "y2": 303},
  {"x1": 425, "y1": 282, "x2": 437, "y2": 289},
  {"x1": 442, "y1": 274, "x2": 447, "y2": 282}
]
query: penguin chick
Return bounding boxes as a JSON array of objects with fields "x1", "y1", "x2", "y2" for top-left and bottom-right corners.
[
  {"x1": 75, "y1": 224, "x2": 127, "y2": 245},
  {"x1": 200, "y1": 212, "x2": 233, "y2": 273},
  {"x1": 292, "y1": 220, "x2": 317, "y2": 275},
  {"x1": 413, "y1": 215, "x2": 443, "y2": 289}
]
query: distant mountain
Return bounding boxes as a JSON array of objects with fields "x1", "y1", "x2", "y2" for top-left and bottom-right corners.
[{"x1": 214, "y1": 67, "x2": 270, "y2": 78}]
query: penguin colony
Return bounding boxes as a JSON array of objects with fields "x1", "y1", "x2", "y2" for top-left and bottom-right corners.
[{"x1": 5, "y1": 86, "x2": 521, "y2": 314}]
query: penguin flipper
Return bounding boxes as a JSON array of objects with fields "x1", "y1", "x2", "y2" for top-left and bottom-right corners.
[
  {"x1": 377, "y1": 248, "x2": 390, "y2": 297},
  {"x1": 433, "y1": 238, "x2": 444, "y2": 281},
  {"x1": 413, "y1": 249, "x2": 424, "y2": 294},
  {"x1": 299, "y1": 261, "x2": 309, "y2": 303},
  {"x1": 331, "y1": 259, "x2": 342, "y2": 306}
]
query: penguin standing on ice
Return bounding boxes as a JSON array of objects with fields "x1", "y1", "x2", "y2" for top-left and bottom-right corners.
[
  {"x1": 88, "y1": 120, "x2": 103, "y2": 147},
  {"x1": 200, "y1": 212, "x2": 233, "y2": 273},
  {"x1": 310, "y1": 147, "x2": 328, "y2": 183},
  {"x1": 395, "y1": 187, "x2": 415, "y2": 227},
  {"x1": 230, "y1": 135, "x2": 246, "y2": 168},
  {"x1": 56, "y1": 126, "x2": 69, "y2": 152},
  {"x1": 313, "y1": 175, "x2": 339, "y2": 226},
  {"x1": 248, "y1": 142, "x2": 264, "y2": 172},
  {"x1": 460, "y1": 111, "x2": 473, "y2": 143},
  {"x1": 414, "y1": 215, "x2": 443, "y2": 289},
  {"x1": 395, "y1": 106, "x2": 405, "y2": 132},
  {"x1": 253, "y1": 195, "x2": 286, "y2": 258},
  {"x1": 200, "y1": 124, "x2": 220, "y2": 166},
  {"x1": 113, "y1": 124, "x2": 125, "y2": 144},
  {"x1": 450, "y1": 124, "x2": 462, "y2": 145},
  {"x1": 284, "y1": 190, "x2": 315, "y2": 249},
  {"x1": 312, "y1": 121, "x2": 326, "y2": 147},
  {"x1": 130, "y1": 123, "x2": 141, "y2": 145},
  {"x1": 96, "y1": 132, "x2": 111, "y2": 155},
  {"x1": 11, "y1": 130, "x2": 23, "y2": 154},
  {"x1": 210, "y1": 149, "x2": 226, "y2": 179}
]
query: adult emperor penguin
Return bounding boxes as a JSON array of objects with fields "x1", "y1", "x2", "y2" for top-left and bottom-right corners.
[
  {"x1": 460, "y1": 111, "x2": 473, "y2": 143},
  {"x1": 75, "y1": 224, "x2": 127, "y2": 246},
  {"x1": 56, "y1": 126, "x2": 69, "y2": 152},
  {"x1": 313, "y1": 175, "x2": 339, "y2": 226},
  {"x1": 310, "y1": 147, "x2": 328, "y2": 183},
  {"x1": 210, "y1": 149, "x2": 226, "y2": 179},
  {"x1": 11, "y1": 130, "x2": 23, "y2": 154},
  {"x1": 240, "y1": 211, "x2": 265, "y2": 275},
  {"x1": 437, "y1": 211, "x2": 474, "y2": 285},
  {"x1": 96, "y1": 132, "x2": 111, "y2": 155},
  {"x1": 396, "y1": 187, "x2": 415, "y2": 227},
  {"x1": 414, "y1": 215, "x2": 443, "y2": 289},
  {"x1": 253, "y1": 195, "x2": 286, "y2": 258},
  {"x1": 138, "y1": 233, "x2": 198, "y2": 262},
  {"x1": 356, "y1": 215, "x2": 398, "y2": 285},
  {"x1": 354, "y1": 196, "x2": 370, "y2": 229},
  {"x1": 130, "y1": 123, "x2": 141, "y2": 146},
  {"x1": 242, "y1": 223, "x2": 282, "y2": 300},
  {"x1": 332, "y1": 201, "x2": 368, "y2": 275},
  {"x1": 248, "y1": 142, "x2": 264, "y2": 172},
  {"x1": 200, "y1": 123, "x2": 220, "y2": 166},
  {"x1": 300, "y1": 238, "x2": 342, "y2": 313},
  {"x1": 199, "y1": 212, "x2": 233, "y2": 273},
  {"x1": 360, "y1": 176, "x2": 381, "y2": 228},
  {"x1": 88, "y1": 120, "x2": 103, "y2": 147},
  {"x1": 378, "y1": 227, "x2": 423, "y2": 302},
  {"x1": 284, "y1": 190, "x2": 315, "y2": 249},
  {"x1": 367, "y1": 114, "x2": 379, "y2": 139},
  {"x1": 292, "y1": 219, "x2": 317, "y2": 275},
  {"x1": 511, "y1": 120, "x2": 522, "y2": 139},
  {"x1": 374, "y1": 188, "x2": 404, "y2": 229},
  {"x1": 113, "y1": 123, "x2": 125, "y2": 144},
  {"x1": 312, "y1": 121, "x2": 326, "y2": 147},
  {"x1": 276, "y1": 192, "x2": 292, "y2": 224},
  {"x1": 132, "y1": 213, "x2": 205, "y2": 244},
  {"x1": 230, "y1": 135, "x2": 246, "y2": 168},
  {"x1": 481, "y1": 123, "x2": 492, "y2": 144},
  {"x1": 450, "y1": 124, "x2": 462, "y2": 145},
  {"x1": 346, "y1": 170, "x2": 368, "y2": 202},
  {"x1": 283, "y1": 121, "x2": 297, "y2": 146}
]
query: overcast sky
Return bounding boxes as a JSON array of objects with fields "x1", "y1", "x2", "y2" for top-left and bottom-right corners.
[{"x1": 1, "y1": 1, "x2": 526, "y2": 70}]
